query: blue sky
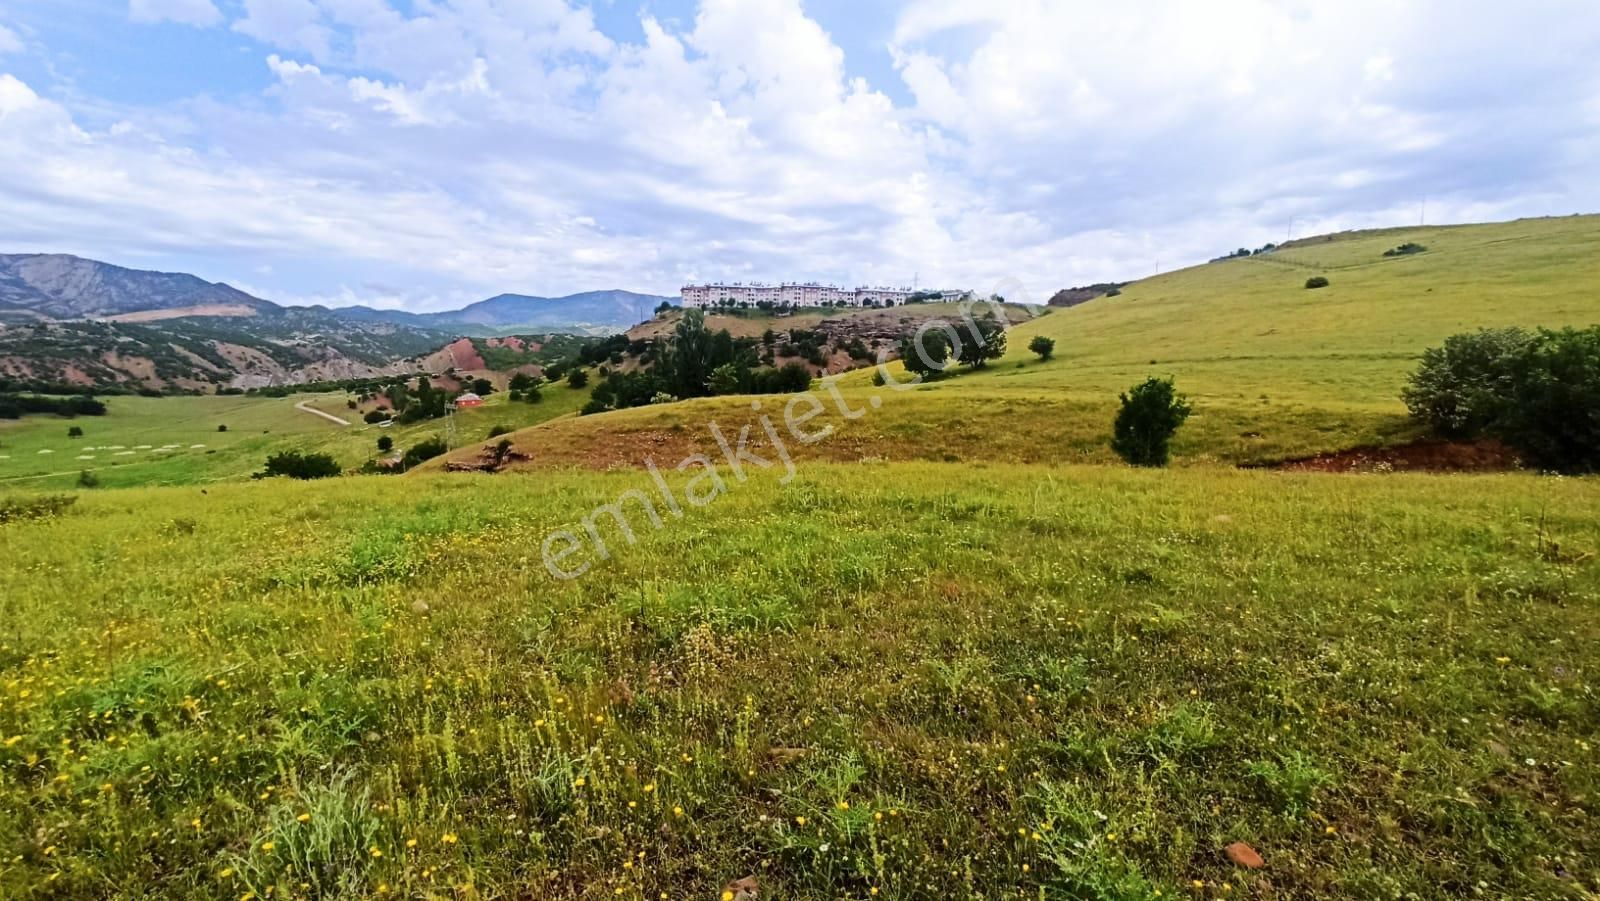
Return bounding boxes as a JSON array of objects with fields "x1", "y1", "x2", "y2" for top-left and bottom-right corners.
[{"x1": 1, "y1": 0, "x2": 1597, "y2": 312}]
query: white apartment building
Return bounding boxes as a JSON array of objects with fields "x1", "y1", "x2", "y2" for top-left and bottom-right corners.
[{"x1": 680, "y1": 282, "x2": 966, "y2": 309}]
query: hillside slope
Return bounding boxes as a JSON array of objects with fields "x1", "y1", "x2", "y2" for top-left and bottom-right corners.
[
  {"x1": 0, "y1": 254, "x2": 278, "y2": 319},
  {"x1": 450, "y1": 215, "x2": 1600, "y2": 470}
]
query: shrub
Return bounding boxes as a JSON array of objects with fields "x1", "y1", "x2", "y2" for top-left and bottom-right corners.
[
  {"x1": 522, "y1": 384, "x2": 543, "y2": 403},
  {"x1": 362, "y1": 410, "x2": 388, "y2": 424},
  {"x1": 217, "y1": 424, "x2": 229, "y2": 432},
  {"x1": 259, "y1": 451, "x2": 341, "y2": 480},
  {"x1": 67, "y1": 426, "x2": 84, "y2": 438},
  {"x1": 376, "y1": 435, "x2": 393, "y2": 453},
  {"x1": 567, "y1": 369, "x2": 589, "y2": 389},
  {"x1": 1305, "y1": 276, "x2": 1330, "y2": 289},
  {"x1": 1111, "y1": 377, "x2": 1192, "y2": 467},
  {"x1": 400, "y1": 437, "x2": 448, "y2": 471},
  {"x1": 0, "y1": 494, "x2": 76, "y2": 524},
  {"x1": 472, "y1": 378, "x2": 494, "y2": 396},
  {"x1": 76, "y1": 470, "x2": 100, "y2": 489},
  {"x1": 1403, "y1": 326, "x2": 1600, "y2": 471},
  {"x1": 1401, "y1": 328, "x2": 1529, "y2": 438},
  {"x1": 1105, "y1": 286, "x2": 1122, "y2": 297},
  {"x1": 486, "y1": 424, "x2": 513, "y2": 439},
  {"x1": 1384, "y1": 242, "x2": 1427, "y2": 257},
  {"x1": 1028, "y1": 335, "x2": 1056, "y2": 361}
]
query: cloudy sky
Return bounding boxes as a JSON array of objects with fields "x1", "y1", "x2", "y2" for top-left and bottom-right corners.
[{"x1": 1, "y1": 0, "x2": 1597, "y2": 311}]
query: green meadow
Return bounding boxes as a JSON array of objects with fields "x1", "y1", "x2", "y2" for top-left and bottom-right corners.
[
  {"x1": 3, "y1": 216, "x2": 1599, "y2": 899},
  {"x1": 2, "y1": 466, "x2": 1597, "y2": 898},
  {"x1": 0, "y1": 384, "x2": 591, "y2": 491}
]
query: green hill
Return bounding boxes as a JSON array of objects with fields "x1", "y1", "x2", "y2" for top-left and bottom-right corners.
[{"x1": 449, "y1": 215, "x2": 1600, "y2": 471}]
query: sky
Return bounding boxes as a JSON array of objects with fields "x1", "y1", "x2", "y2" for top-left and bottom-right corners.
[{"x1": 0, "y1": 0, "x2": 1597, "y2": 312}]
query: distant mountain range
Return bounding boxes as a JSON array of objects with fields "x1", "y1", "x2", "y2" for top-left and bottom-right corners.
[
  {"x1": 0, "y1": 253, "x2": 672, "y2": 332},
  {"x1": 0, "y1": 253, "x2": 674, "y2": 392},
  {"x1": 330, "y1": 290, "x2": 669, "y2": 333}
]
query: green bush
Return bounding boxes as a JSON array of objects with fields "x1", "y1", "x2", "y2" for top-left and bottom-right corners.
[
  {"x1": 1384, "y1": 242, "x2": 1427, "y2": 257},
  {"x1": 376, "y1": 435, "x2": 393, "y2": 453},
  {"x1": 567, "y1": 369, "x2": 589, "y2": 389},
  {"x1": 362, "y1": 410, "x2": 388, "y2": 424},
  {"x1": 1403, "y1": 326, "x2": 1600, "y2": 472},
  {"x1": 1111, "y1": 377, "x2": 1192, "y2": 467},
  {"x1": 1401, "y1": 328, "x2": 1529, "y2": 438},
  {"x1": 258, "y1": 451, "x2": 341, "y2": 480},
  {"x1": 400, "y1": 438, "x2": 449, "y2": 471},
  {"x1": 1028, "y1": 335, "x2": 1056, "y2": 360},
  {"x1": 1305, "y1": 276, "x2": 1330, "y2": 289}
]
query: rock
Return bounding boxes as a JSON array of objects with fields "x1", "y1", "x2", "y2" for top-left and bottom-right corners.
[
  {"x1": 411, "y1": 600, "x2": 431, "y2": 615},
  {"x1": 1225, "y1": 841, "x2": 1264, "y2": 869}
]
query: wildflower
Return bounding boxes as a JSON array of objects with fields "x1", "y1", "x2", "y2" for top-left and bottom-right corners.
[
  {"x1": 406, "y1": 839, "x2": 418, "y2": 849},
  {"x1": 795, "y1": 816, "x2": 807, "y2": 826},
  {"x1": 672, "y1": 806, "x2": 684, "y2": 817},
  {"x1": 219, "y1": 868, "x2": 234, "y2": 879},
  {"x1": 722, "y1": 893, "x2": 735, "y2": 901},
  {"x1": 1495, "y1": 656, "x2": 1511, "y2": 665},
  {"x1": 261, "y1": 842, "x2": 275, "y2": 852},
  {"x1": 2, "y1": 735, "x2": 20, "y2": 748},
  {"x1": 643, "y1": 783, "x2": 656, "y2": 793},
  {"x1": 837, "y1": 800, "x2": 849, "y2": 810},
  {"x1": 296, "y1": 814, "x2": 311, "y2": 823},
  {"x1": 441, "y1": 833, "x2": 458, "y2": 845},
  {"x1": 369, "y1": 847, "x2": 383, "y2": 858},
  {"x1": 574, "y1": 777, "x2": 587, "y2": 788},
  {"x1": 1324, "y1": 826, "x2": 1337, "y2": 835}
]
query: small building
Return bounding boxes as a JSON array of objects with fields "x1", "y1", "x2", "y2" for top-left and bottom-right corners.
[{"x1": 453, "y1": 392, "x2": 484, "y2": 408}]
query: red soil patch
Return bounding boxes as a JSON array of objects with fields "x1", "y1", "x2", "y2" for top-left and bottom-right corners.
[{"x1": 1267, "y1": 439, "x2": 1521, "y2": 473}]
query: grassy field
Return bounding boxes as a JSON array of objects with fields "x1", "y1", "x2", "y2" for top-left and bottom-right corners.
[
  {"x1": 0, "y1": 383, "x2": 593, "y2": 490},
  {"x1": 461, "y1": 216, "x2": 1600, "y2": 471},
  {"x1": 1, "y1": 465, "x2": 1596, "y2": 898}
]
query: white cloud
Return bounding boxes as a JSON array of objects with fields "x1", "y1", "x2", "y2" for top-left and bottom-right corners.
[
  {"x1": 0, "y1": 23, "x2": 23, "y2": 54},
  {"x1": 129, "y1": 0, "x2": 223, "y2": 28},
  {"x1": 3, "y1": 0, "x2": 1599, "y2": 308},
  {"x1": 234, "y1": 0, "x2": 333, "y2": 61}
]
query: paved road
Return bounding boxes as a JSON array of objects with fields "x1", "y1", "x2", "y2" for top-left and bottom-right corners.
[{"x1": 294, "y1": 400, "x2": 352, "y2": 426}]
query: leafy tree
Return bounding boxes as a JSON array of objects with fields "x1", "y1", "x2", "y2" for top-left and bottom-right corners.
[
  {"x1": 1028, "y1": 335, "x2": 1056, "y2": 360},
  {"x1": 471, "y1": 378, "x2": 494, "y2": 396},
  {"x1": 508, "y1": 372, "x2": 537, "y2": 392},
  {"x1": 899, "y1": 330, "x2": 950, "y2": 376},
  {"x1": 67, "y1": 425, "x2": 84, "y2": 438},
  {"x1": 956, "y1": 316, "x2": 1008, "y2": 368},
  {"x1": 521, "y1": 383, "x2": 543, "y2": 403},
  {"x1": 707, "y1": 362, "x2": 743, "y2": 396},
  {"x1": 377, "y1": 435, "x2": 393, "y2": 453},
  {"x1": 259, "y1": 450, "x2": 341, "y2": 480},
  {"x1": 567, "y1": 368, "x2": 590, "y2": 389},
  {"x1": 363, "y1": 410, "x2": 388, "y2": 424},
  {"x1": 1111, "y1": 377, "x2": 1192, "y2": 467},
  {"x1": 217, "y1": 424, "x2": 228, "y2": 432},
  {"x1": 487, "y1": 424, "x2": 513, "y2": 439}
]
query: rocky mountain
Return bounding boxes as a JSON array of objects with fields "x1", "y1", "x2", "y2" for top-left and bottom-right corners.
[
  {"x1": 0, "y1": 254, "x2": 280, "y2": 320},
  {"x1": 0, "y1": 252, "x2": 675, "y2": 391}
]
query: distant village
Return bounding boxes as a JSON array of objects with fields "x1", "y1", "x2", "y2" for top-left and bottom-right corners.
[{"x1": 680, "y1": 282, "x2": 970, "y2": 309}]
